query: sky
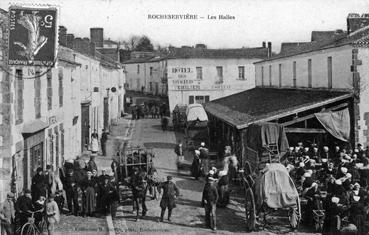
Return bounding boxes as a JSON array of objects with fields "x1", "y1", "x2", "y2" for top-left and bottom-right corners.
[{"x1": 1, "y1": 0, "x2": 369, "y2": 52}]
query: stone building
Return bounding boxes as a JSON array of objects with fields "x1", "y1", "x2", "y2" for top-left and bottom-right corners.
[
  {"x1": 123, "y1": 51, "x2": 167, "y2": 97},
  {"x1": 0, "y1": 9, "x2": 125, "y2": 201},
  {"x1": 204, "y1": 13, "x2": 369, "y2": 163},
  {"x1": 166, "y1": 44, "x2": 270, "y2": 112}
]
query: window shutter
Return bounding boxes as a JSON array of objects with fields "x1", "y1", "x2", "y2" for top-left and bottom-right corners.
[{"x1": 205, "y1": 96, "x2": 210, "y2": 102}]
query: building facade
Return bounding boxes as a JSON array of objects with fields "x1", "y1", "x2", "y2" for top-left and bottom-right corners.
[
  {"x1": 0, "y1": 9, "x2": 125, "y2": 201},
  {"x1": 123, "y1": 52, "x2": 167, "y2": 97},
  {"x1": 167, "y1": 57, "x2": 261, "y2": 112},
  {"x1": 254, "y1": 13, "x2": 369, "y2": 146}
]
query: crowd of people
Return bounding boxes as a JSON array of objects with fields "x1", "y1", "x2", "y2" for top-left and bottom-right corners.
[
  {"x1": 0, "y1": 154, "x2": 120, "y2": 235},
  {"x1": 281, "y1": 142, "x2": 369, "y2": 234},
  {"x1": 131, "y1": 103, "x2": 167, "y2": 120}
]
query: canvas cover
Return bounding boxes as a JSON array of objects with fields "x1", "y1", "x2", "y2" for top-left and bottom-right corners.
[
  {"x1": 245, "y1": 122, "x2": 289, "y2": 153},
  {"x1": 255, "y1": 163, "x2": 299, "y2": 209},
  {"x1": 315, "y1": 108, "x2": 350, "y2": 142},
  {"x1": 186, "y1": 104, "x2": 209, "y2": 122}
]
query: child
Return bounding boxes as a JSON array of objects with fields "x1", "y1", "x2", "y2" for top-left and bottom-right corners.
[
  {"x1": 54, "y1": 190, "x2": 65, "y2": 213},
  {"x1": 46, "y1": 194, "x2": 60, "y2": 235}
]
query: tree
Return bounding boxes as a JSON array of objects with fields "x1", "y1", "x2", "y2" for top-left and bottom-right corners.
[
  {"x1": 135, "y1": 36, "x2": 154, "y2": 52},
  {"x1": 122, "y1": 35, "x2": 140, "y2": 50}
]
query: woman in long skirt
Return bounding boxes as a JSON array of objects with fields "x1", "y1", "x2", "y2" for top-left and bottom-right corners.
[
  {"x1": 191, "y1": 150, "x2": 202, "y2": 180},
  {"x1": 91, "y1": 131, "x2": 99, "y2": 154},
  {"x1": 82, "y1": 171, "x2": 97, "y2": 216}
]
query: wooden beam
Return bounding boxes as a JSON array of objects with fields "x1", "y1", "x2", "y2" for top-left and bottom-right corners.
[
  {"x1": 281, "y1": 102, "x2": 349, "y2": 127},
  {"x1": 285, "y1": 128, "x2": 326, "y2": 133},
  {"x1": 236, "y1": 94, "x2": 352, "y2": 129}
]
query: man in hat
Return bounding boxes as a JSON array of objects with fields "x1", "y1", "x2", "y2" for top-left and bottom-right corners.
[
  {"x1": 202, "y1": 175, "x2": 218, "y2": 231},
  {"x1": 101, "y1": 129, "x2": 109, "y2": 156},
  {"x1": 0, "y1": 192, "x2": 15, "y2": 235},
  {"x1": 87, "y1": 154, "x2": 98, "y2": 172},
  {"x1": 64, "y1": 170, "x2": 79, "y2": 216},
  {"x1": 46, "y1": 193, "x2": 60, "y2": 235},
  {"x1": 158, "y1": 176, "x2": 180, "y2": 222},
  {"x1": 16, "y1": 189, "x2": 34, "y2": 228}
]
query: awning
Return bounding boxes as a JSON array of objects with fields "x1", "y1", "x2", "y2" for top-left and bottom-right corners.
[
  {"x1": 22, "y1": 120, "x2": 49, "y2": 134},
  {"x1": 315, "y1": 108, "x2": 350, "y2": 142},
  {"x1": 204, "y1": 87, "x2": 352, "y2": 129}
]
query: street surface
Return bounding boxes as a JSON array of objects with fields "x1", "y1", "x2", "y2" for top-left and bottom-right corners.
[
  {"x1": 55, "y1": 117, "x2": 319, "y2": 235},
  {"x1": 112, "y1": 118, "x2": 319, "y2": 235}
]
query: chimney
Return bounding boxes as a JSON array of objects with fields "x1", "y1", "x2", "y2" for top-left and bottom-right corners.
[
  {"x1": 90, "y1": 42, "x2": 96, "y2": 57},
  {"x1": 262, "y1": 41, "x2": 266, "y2": 48},
  {"x1": 267, "y1": 42, "x2": 272, "y2": 58},
  {"x1": 347, "y1": 13, "x2": 369, "y2": 34},
  {"x1": 58, "y1": 25, "x2": 67, "y2": 46},
  {"x1": 66, "y1": 34, "x2": 74, "y2": 49},
  {"x1": 90, "y1": 28, "x2": 104, "y2": 48}
]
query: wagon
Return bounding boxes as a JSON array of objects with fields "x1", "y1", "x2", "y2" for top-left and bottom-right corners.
[
  {"x1": 116, "y1": 144, "x2": 155, "y2": 202},
  {"x1": 172, "y1": 104, "x2": 187, "y2": 130},
  {"x1": 117, "y1": 145, "x2": 155, "y2": 180},
  {"x1": 184, "y1": 104, "x2": 209, "y2": 150},
  {"x1": 241, "y1": 123, "x2": 301, "y2": 231},
  {"x1": 242, "y1": 163, "x2": 301, "y2": 231}
]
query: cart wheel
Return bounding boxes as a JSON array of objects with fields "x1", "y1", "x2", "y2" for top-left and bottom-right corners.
[
  {"x1": 245, "y1": 187, "x2": 256, "y2": 231},
  {"x1": 289, "y1": 197, "x2": 301, "y2": 230}
]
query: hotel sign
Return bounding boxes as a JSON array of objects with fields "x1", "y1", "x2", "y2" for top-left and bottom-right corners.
[{"x1": 171, "y1": 67, "x2": 193, "y2": 79}]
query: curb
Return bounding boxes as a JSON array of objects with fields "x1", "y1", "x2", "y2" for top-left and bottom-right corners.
[{"x1": 106, "y1": 215, "x2": 116, "y2": 235}]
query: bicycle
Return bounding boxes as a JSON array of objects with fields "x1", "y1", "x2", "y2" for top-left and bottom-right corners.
[{"x1": 16, "y1": 210, "x2": 47, "y2": 235}]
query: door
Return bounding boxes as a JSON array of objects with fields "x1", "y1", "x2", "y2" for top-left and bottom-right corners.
[
  {"x1": 81, "y1": 103, "x2": 90, "y2": 152},
  {"x1": 104, "y1": 97, "x2": 109, "y2": 131},
  {"x1": 29, "y1": 143, "x2": 43, "y2": 186}
]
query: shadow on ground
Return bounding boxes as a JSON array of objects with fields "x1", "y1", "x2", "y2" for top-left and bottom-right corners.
[{"x1": 143, "y1": 142, "x2": 177, "y2": 149}]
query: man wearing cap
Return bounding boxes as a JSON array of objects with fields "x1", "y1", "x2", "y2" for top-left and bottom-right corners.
[
  {"x1": 64, "y1": 170, "x2": 79, "y2": 216},
  {"x1": 87, "y1": 154, "x2": 98, "y2": 173},
  {"x1": 191, "y1": 150, "x2": 202, "y2": 180},
  {"x1": 16, "y1": 189, "x2": 34, "y2": 229},
  {"x1": 0, "y1": 192, "x2": 15, "y2": 235},
  {"x1": 202, "y1": 175, "x2": 218, "y2": 231},
  {"x1": 158, "y1": 176, "x2": 180, "y2": 222}
]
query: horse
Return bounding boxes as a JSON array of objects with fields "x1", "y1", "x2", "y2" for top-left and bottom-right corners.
[
  {"x1": 216, "y1": 155, "x2": 238, "y2": 207},
  {"x1": 130, "y1": 170, "x2": 149, "y2": 221}
]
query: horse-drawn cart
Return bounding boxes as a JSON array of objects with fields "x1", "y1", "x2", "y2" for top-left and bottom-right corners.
[
  {"x1": 116, "y1": 145, "x2": 155, "y2": 202},
  {"x1": 241, "y1": 123, "x2": 301, "y2": 231}
]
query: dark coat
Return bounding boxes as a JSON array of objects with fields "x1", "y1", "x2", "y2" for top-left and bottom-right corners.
[
  {"x1": 87, "y1": 160, "x2": 98, "y2": 172},
  {"x1": 191, "y1": 155, "x2": 201, "y2": 178},
  {"x1": 202, "y1": 182, "x2": 219, "y2": 203},
  {"x1": 31, "y1": 174, "x2": 47, "y2": 202},
  {"x1": 158, "y1": 181, "x2": 179, "y2": 209}
]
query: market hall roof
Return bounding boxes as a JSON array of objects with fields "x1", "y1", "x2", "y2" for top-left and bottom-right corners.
[{"x1": 204, "y1": 88, "x2": 352, "y2": 129}]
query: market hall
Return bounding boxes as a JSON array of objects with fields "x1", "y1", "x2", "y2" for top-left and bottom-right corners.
[{"x1": 204, "y1": 87, "x2": 354, "y2": 167}]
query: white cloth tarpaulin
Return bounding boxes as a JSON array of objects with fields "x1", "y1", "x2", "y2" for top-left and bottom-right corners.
[
  {"x1": 186, "y1": 104, "x2": 208, "y2": 122},
  {"x1": 315, "y1": 108, "x2": 350, "y2": 142}
]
